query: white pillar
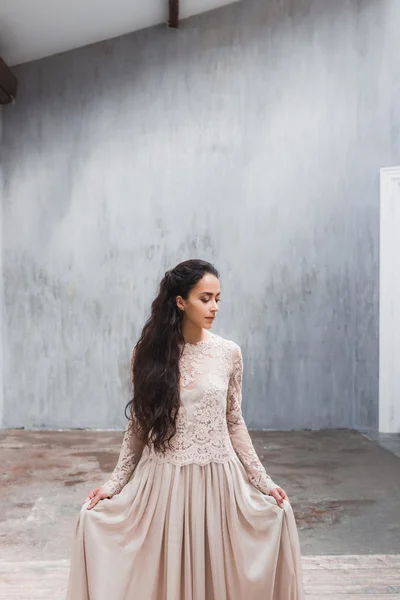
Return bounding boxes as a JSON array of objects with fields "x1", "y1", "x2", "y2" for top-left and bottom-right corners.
[{"x1": 379, "y1": 166, "x2": 400, "y2": 433}]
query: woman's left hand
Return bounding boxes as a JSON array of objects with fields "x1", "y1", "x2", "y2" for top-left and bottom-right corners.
[{"x1": 269, "y1": 487, "x2": 288, "y2": 508}]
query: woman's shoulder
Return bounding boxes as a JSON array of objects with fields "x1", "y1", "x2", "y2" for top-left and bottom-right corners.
[{"x1": 211, "y1": 332, "x2": 241, "y2": 355}]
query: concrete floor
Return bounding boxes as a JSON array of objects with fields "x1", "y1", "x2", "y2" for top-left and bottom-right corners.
[
  {"x1": 1, "y1": 428, "x2": 400, "y2": 598},
  {"x1": 364, "y1": 432, "x2": 400, "y2": 460}
]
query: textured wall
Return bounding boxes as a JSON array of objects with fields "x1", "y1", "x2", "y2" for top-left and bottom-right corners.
[{"x1": 1, "y1": 0, "x2": 399, "y2": 430}]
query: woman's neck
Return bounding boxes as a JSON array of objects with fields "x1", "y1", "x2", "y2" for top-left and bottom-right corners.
[{"x1": 181, "y1": 323, "x2": 210, "y2": 345}]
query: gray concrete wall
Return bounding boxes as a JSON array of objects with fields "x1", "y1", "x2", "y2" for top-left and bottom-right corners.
[{"x1": 1, "y1": 0, "x2": 399, "y2": 431}]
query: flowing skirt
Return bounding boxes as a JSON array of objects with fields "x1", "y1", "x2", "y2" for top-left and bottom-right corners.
[{"x1": 66, "y1": 453, "x2": 304, "y2": 600}]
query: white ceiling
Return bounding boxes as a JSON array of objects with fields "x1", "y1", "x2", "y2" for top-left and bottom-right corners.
[{"x1": 0, "y1": 0, "x2": 239, "y2": 66}]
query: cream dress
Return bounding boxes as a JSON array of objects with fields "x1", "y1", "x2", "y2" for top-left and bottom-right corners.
[{"x1": 66, "y1": 332, "x2": 304, "y2": 600}]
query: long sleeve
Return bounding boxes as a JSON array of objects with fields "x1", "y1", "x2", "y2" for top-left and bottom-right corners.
[
  {"x1": 102, "y1": 347, "x2": 145, "y2": 498},
  {"x1": 226, "y1": 343, "x2": 279, "y2": 495}
]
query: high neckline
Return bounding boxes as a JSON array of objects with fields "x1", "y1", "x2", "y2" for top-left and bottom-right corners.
[{"x1": 183, "y1": 332, "x2": 215, "y2": 347}]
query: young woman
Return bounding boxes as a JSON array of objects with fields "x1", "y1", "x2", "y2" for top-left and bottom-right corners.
[{"x1": 66, "y1": 259, "x2": 304, "y2": 600}]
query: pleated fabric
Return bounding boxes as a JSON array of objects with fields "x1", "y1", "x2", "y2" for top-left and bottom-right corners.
[{"x1": 66, "y1": 453, "x2": 303, "y2": 600}]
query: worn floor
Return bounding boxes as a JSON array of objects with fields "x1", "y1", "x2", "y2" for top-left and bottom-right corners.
[{"x1": 1, "y1": 429, "x2": 399, "y2": 598}]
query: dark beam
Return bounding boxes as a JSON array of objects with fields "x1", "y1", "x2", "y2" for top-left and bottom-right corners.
[{"x1": 168, "y1": 0, "x2": 179, "y2": 28}]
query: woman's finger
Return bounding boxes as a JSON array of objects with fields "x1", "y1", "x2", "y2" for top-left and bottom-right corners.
[
  {"x1": 271, "y1": 489, "x2": 284, "y2": 508},
  {"x1": 83, "y1": 489, "x2": 96, "y2": 504},
  {"x1": 280, "y1": 490, "x2": 289, "y2": 504},
  {"x1": 87, "y1": 493, "x2": 101, "y2": 510}
]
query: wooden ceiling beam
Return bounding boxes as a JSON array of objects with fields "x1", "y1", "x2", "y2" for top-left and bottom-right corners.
[{"x1": 168, "y1": 0, "x2": 179, "y2": 28}]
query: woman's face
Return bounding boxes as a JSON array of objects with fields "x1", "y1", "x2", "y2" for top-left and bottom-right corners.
[{"x1": 177, "y1": 274, "x2": 221, "y2": 330}]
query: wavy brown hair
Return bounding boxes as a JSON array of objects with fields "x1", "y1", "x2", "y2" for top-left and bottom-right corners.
[{"x1": 125, "y1": 259, "x2": 219, "y2": 453}]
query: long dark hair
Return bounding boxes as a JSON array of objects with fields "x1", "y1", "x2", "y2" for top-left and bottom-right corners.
[{"x1": 125, "y1": 259, "x2": 220, "y2": 453}]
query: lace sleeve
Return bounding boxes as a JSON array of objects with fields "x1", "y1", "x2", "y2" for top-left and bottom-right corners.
[
  {"x1": 226, "y1": 343, "x2": 279, "y2": 495},
  {"x1": 101, "y1": 347, "x2": 145, "y2": 498}
]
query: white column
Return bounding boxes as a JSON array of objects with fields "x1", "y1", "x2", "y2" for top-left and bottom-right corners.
[{"x1": 379, "y1": 166, "x2": 400, "y2": 433}]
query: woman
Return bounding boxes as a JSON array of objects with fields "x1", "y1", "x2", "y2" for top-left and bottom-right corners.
[{"x1": 66, "y1": 259, "x2": 304, "y2": 600}]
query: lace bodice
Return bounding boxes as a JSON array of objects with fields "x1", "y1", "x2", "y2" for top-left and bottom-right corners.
[{"x1": 102, "y1": 333, "x2": 278, "y2": 498}]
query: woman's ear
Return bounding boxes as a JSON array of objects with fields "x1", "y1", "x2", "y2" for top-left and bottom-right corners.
[{"x1": 176, "y1": 296, "x2": 184, "y2": 311}]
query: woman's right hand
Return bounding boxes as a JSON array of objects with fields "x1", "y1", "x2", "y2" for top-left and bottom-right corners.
[{"x1": 83, "y1": 487, "x2": 109, "y2": 509}]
